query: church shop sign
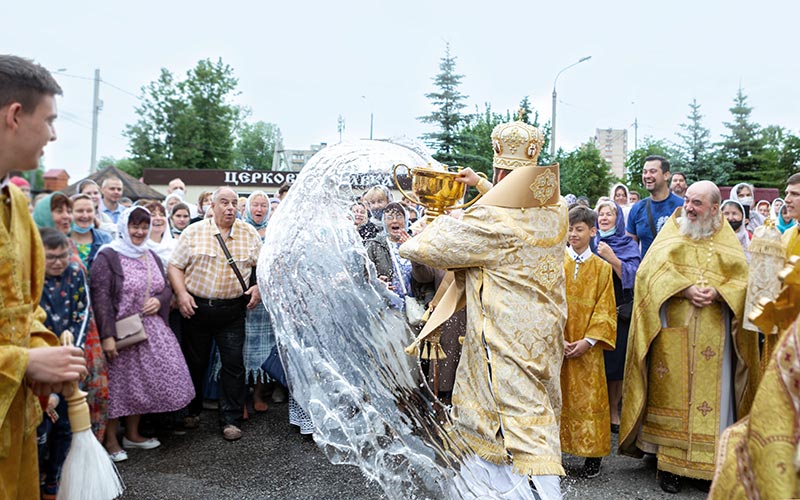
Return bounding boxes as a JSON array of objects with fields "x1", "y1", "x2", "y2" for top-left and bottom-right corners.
[
  {"x1": 143, "y1": 168, "x2": 410, "y2": 190},
  {"x1": 143, "y1": 168, "x2": 299, "y2": 188}
]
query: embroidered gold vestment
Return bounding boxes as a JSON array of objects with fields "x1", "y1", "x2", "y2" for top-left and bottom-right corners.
[
  {"x1": 785, "y1": 225, "x2": 800, "y2": 260},
  {"x1": 709, "y1": 318, "x2": 800, "y2": 499},
  {"x1": 619, "y1": 209, "x2": 759, "y2": 480},
  {"x1": 0, "y1": 183, "x2": 59, "y2": 499},
  {"x1": 561, "y1": 253, "x2": 616, "y2": 457},
  {"x1": 400, "y1": 201, "x2": 568, "y2": 477}
]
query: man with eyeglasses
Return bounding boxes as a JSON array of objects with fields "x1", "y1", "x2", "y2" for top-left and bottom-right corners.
[{"x1": 0, "y1": 55, "x2": 87, "y2": 499}]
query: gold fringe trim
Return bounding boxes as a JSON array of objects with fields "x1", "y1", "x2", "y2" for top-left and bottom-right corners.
[
  {"x1": 512, "y1": 458, "x2": 566, "y2": 478},
  {"x1": 749, "y1": 239, "x2": 785, "y2": 258}
]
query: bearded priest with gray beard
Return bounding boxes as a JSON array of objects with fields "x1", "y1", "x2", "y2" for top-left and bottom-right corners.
[{"x1": 618, "y1": 180, "x2": 760, "y2": 494}]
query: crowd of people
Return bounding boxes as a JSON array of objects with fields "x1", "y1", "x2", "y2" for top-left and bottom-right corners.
[{"x1": 3, "y1": 55, "x2": 800, "y2": 500}]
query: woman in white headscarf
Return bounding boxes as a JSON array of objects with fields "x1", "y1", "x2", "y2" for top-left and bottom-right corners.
[
  {"x1": 143, "y1": 200, "x2": 175, "y2": 269},
  {"x1": 729, "y1": 182, "x2": 763, "y2": 232},
  {"x1": 609, "y1": 183, "x2": 631, "y2": 224},
  {"x1": 721, "y1": 199, "x2": 751, "y2": 262},
  {"x1": 90, "y1": 206, "x2": 194, "y2": 462},
  {"x1": 242, "y1": 191, "x2": 280, "y2": 409}
]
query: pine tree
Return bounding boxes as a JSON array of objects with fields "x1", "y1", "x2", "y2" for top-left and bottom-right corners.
[
  {"x1": 673, "y1": 99, "x2": 729, "y2": 184},
  {"x1": 719, "y1": 87, "x2": 765, "y2": 185},
  {"x1": 418, "y1": 43, "x2": 468, "y2": 165}
]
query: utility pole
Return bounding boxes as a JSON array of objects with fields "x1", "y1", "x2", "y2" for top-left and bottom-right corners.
[
  {"x1": 550, "y1": 56, "x2": 592, "y2": 158},
  {"x1": 633, "y1": 117, "x2": 639, "y2": 150},
  {"x1": 369, "y1": 112, "x2": 374, "y2": 140},
  {"x1": 90, "y1": 69, "x2": 102, "y2": 173},
  {"x1": 337, "y1": 115, "x2": 345, "y2": 143}
]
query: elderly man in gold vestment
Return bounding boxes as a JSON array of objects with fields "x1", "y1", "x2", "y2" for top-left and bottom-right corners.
[
  {"x1": 0, "y1": 55, "x2": 88, "y2": 499},
  {"x1": 619, "y1": 181, "x2": 759, "y2": 494},
  {"x1": 401, "y1": 118, "x2": 567, "y2": 500}
]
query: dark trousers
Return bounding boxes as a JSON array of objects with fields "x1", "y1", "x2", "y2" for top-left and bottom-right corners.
[
  {"x1": 37, "y1": 397, "x2": 71, "y2": 486},
  {"x1": 181, "y1": 295, "x2": 247, "y2": 427}
]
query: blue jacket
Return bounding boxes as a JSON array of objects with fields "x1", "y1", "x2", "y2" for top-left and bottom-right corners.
[{"x1": 87, "y1": 227, "x2": 113, "y2": 269}]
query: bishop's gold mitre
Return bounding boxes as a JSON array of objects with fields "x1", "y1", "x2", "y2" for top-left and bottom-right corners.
[
  {"x1": 491, "y1": 119, "x2": 546, "y2": 171},
  {"x1": 480, "y1": 118, "x2": 560, "y2": 208}
]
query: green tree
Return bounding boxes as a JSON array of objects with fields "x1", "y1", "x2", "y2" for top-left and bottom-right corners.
[
  {"x1": 624, "y1": 138, "x2": 678, "y2": 195},
  {"x1": 778, "y1": 132, "x2": 800, "y2": 183},
  {"x1": 672, "y1": 99, "x2": 729, "y2": 183},
  {"x1": 125, "y1": 58, "x2": 244, "y2": 171},
  {"x1": 559, "y1": 143, "x2": 616, "y2": 203},
  {"x1": 418, "y1": 43, "x2": 468, "y2": 165},
  {"x1": 454, "y1": 103, "x2": 509, "y2": 178},
  {"x1": 718, "y1": 87, "x2": 766, "y2": 185},
  {"x1": 514, "y1": 95, "x2": 552, "y2": 164},
  {"x1": 234, "y1": 121, "x2": 283, "y2": 170}
]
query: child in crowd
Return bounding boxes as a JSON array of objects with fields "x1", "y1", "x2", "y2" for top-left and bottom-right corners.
[
  {"x1": 362, "y1": 185, "x2": 391, "y2": 226},
  {"x1": 561, "y1": 206, "x2": 617, "y2": 478},
  {"x1": 36, "y1": 228, "x2": 91, "y2": 499}
]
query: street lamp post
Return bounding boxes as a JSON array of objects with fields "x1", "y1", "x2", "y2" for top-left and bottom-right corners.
[{"x1": 550, "y1": 56, "x2": 591, "y2": 158}]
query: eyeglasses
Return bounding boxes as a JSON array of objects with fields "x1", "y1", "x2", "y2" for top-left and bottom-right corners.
[
  {"x1": 45, "y1": 252, "x2": 70, "y2": 262},
  {"x1": 384, "y1": 213, "x2": 405, "y2": 221}
]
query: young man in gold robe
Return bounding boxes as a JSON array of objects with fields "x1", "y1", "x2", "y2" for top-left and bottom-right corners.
[
  {"x1": 782, "y1": 173, "x2": 800, "y2": 259},
  {"x1": 619, "y1": 180, "x2": 759, "y2": 494},
  {"x1": 0, "y1": 55, "x2": 88, "y2": 499},
  {"x1": 401, "y1": 118, "x2": 567, "y2": 500},
  {"x1": 561, "y1": 206, "x2": 616, "y2": 479}
]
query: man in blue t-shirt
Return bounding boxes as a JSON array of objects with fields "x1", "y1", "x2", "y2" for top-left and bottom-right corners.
[{"x1": 626, "y1": 155, "x2": 684, "y2": 257}]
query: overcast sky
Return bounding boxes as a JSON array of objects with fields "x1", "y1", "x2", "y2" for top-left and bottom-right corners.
[{"x1": 6, "y1": 0, "x2": 798, "y2": 181}]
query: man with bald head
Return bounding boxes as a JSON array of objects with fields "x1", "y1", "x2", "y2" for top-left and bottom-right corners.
[
  {"x1": 168, "y1": 187, "x2": 262, "y2": 441},
  {"x1": 619, "y1": 180, "x2": 759, "y2": 493}
]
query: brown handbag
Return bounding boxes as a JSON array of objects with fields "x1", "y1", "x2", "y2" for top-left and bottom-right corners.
[{"x1": 114, "y1": 254, "x2": 151, "y2": 349}]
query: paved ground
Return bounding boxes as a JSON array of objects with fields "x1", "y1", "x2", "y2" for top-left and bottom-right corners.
[{"x1": 118, "y1": 402, "x2": 708, "y2": 499}]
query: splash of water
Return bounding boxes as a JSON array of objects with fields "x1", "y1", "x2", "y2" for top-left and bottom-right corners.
[{"x1": 258, "y1": 139, "x2": 519, "y2": 499}]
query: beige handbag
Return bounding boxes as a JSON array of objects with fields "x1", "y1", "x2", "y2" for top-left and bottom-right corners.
[{"x1": 114, "y1": 254, "x2": 151, "y2": 349}]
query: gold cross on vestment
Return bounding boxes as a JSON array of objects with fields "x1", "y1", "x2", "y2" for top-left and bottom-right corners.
[
  {"x1": 697, "y1": 401, "x2": 713, "y2": 417},
  {"x1": 655, "y1": 361, "x2": 669, "y2": 380},
  {"x1": 701, "y1": 346, "x2": 716, "y2": 361}
]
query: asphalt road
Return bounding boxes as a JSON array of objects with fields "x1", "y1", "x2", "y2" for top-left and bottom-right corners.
[{"x1": 117, "y1": 402, "x2": 708, "y2": 500}]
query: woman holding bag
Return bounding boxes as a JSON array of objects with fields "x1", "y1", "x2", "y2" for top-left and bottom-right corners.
[{"x1": 90, "y1": 206, "x2": 194, "y2": 462}]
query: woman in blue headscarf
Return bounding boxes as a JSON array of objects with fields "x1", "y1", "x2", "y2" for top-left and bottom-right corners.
[{"x1": 593, "y1": 199, "x2": 641, "y2": 433}]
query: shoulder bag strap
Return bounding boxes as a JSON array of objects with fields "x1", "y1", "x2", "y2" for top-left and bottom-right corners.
[
  {"x1": 144, "y1": 252, "x2": 152, "y2": 308},
  {"x1": 645, "y1": 198, "x2": 657, "y2": 238},
  {"x1": 215, "y1": 232, "x2": 249, "y2": 293}
]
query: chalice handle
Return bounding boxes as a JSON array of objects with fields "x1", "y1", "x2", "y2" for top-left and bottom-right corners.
[
  {"x1": 392, "y1": 163, "x2": 418, "y2": 204},
  {"x1": 448, "y1": 171, "x2": 489, "y2": 211}
]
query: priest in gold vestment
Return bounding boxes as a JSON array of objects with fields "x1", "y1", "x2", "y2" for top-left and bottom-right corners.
[
  {"x1": 401, "y1": 118, "x2": 567, "y2": 500},
  {"x1": 709, "y1": 257, "x2": 800, "y2": 499},
  {"x1": 0, "y1": 55, "x2": 88, "y2": 499},
  {"x1": 619, "y1": 181, "x2": 760, "y2": 494}
]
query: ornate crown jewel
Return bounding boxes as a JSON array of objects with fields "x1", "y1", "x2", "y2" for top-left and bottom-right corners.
[{"x1": 490, "y1": 117, "x2": 545, "y2": 171}]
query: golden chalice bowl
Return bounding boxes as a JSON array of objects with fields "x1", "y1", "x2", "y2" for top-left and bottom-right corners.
[{"x1": 392, "y1": 164, "x2": 487, "y2": 222}]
